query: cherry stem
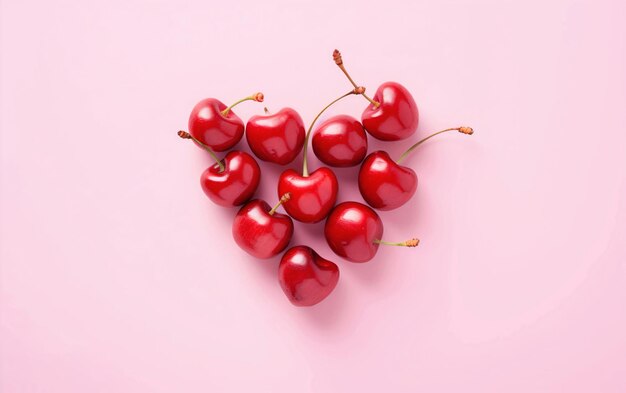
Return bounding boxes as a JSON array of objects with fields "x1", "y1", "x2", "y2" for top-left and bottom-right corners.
[
  {"x1": 269, "y1": 193, "x2": 291, "y2": 215},
  {"x1": 396, "y1": 127, "x2": 474, "y2": 164},
  {"x1": 221, "y1": 92, "x2": 264, "y2": 116},
  {"x1": 177, "y1": 130, "x2": 225, "y2": 172},
  {"x1": 302, "y1": 88, "x2": 361, "y2": 177},
  {"x1": 264, "y1": 107, "x2": 270, "y2": 114},
  {"x1": 333, "y1": 49, "x2": 380, "y2": 107},
  {"x1": 374, "y1": 238, "x2": 420, "y2": 247}
]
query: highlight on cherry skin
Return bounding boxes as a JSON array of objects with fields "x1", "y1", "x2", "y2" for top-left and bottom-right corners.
[
  {"x1": 246, "y1": 107, "x2": 306, "y2": 165},
  {"x1": 358, "y1": 127, "x2": 474, "y2": 211},
  {"x1": 277, "y1": 88, "x2": 364, "y2": 223},
  {"x1": 178, "y1": 131, "x2": 261, "y2": 207},
  {"x1": 278, "y1": 245, "x2": 340, "y2": 307},
  {"x1": 333, "y1": 49, "x2": 419, "y2": 141},
  {"x1": 312, "y1": 114, "x2": 368, "y2": 167},
  {"x1": 324, "y1": 201, "x2": 419, "y2": 263},
  {"x1": 232, "y1": 193, "x2": 293, "y2": 259},
  {"x1": 188, "y1": 92, "x2": 264, "y2": 152}
]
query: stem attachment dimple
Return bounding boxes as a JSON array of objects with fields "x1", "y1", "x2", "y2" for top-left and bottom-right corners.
[
  {"x1": 332, "y1": 49, "x2": 380, "y2": 107},
  {"x1": 177, "y1": 130, "x2": 225, "y2": 172},
  {"x1": 221, "y1": 92, "x2": 264, "y2": 116},
  {"x1": 269, "y1": 193, "x2": 291, "y2": 215},
  {"x1": 302, "y1": 88, "x2": 362, "y2": 177},
  {"x1": 396, "y1": 126, "x2": 474, "y2": 164},
  {"x1": 374, "y1": 238, "x2": 420, "y2": 247}
]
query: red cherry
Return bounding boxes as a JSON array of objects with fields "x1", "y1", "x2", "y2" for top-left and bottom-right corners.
[
  {"x1": 278, "y1": 246, "x2": 339, "y2": 307},
  {"x1": 358, "y1": 127, "x2": 474, "y2": 210},
  {"x1": 178, "y1": 131, "x2": 261, "y2": 207},
  {"x1": 325, "y1": 201, "x2": 419, "y2": 262},
  {"x1": 277, "y1": 88, "x2": 362, "y2": 223},
  {"x1": 358, "y1": 151, "x2": 417, "y2": 211},
  {"x1": 312, "y1": 114, "x2": 368, "y2": 167},
  {"x1": 200, "y1": 151, "x2": 261, "y2": 207},
  {"x1": 332, "y1": 50, "x2": 418, "y2": 141},
  {"x1": 232, "y1": 194, "x2": 293, "y2": 259},
  {"x1": 278, "y1": 168, "x2": 338, "y2": 223},
  {"x1": 361, "y1": 82, "x2": 418, "y2": 141},
  {"x1": 246, "y1": 107, "x2": 305, "y2": 165},
  {"x1": 188, "y1": 93, "x2": 263, "y2": 152}
]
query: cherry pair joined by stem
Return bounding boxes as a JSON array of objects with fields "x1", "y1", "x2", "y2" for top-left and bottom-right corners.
[
  {"x1": 333, "y1": 50, "x2": 419, "y2": 141},
  {"x1": 277, "y1": 88, "x2": 366, "y2": 223},
  {"x1": 188, "y1": 93, "x2": 264, "y2": 152},
  {"x1": 324, "y1": 201, "x2": 419, "y2": 262},
  {"x1": 358, "y1": 127, "x2": 474, "y2": 210},
  {"x1": 178, "y1": 131, "x2": 260, "y2": 207}
]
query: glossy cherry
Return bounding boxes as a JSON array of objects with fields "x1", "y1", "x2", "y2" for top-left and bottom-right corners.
[
  {"x1": 188, "y1": 93, "x2": 264, "y2": 152},
  {"x1": 232, "y1": 194, "x2": 293, "y2": 259},
  {"x1": 277, "y1": 88, "x2": 362, "y2": 223},
  {"x1": 278, "y1": 246, "x2": 339, "y2": 307},
  {"x1": 178, "y1": 131, "x2": 261, "y2": 207},
  {"x1": 359, "y1": 127, "x2": 474, "y2": 210},
  {"x1": 312, "y1": 114, "x2": 368, "y2": 167},
  {"x1": 333, "y1": 50, "x2": 418, "y2": 141},
  {"x1": 246, "y1": 107, "x2": 305, "y2": 165},
  {"x1": 325, "y1": 201, "x2": 419, "y2": 262}
]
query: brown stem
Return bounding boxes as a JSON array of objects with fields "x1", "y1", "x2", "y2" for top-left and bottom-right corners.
[
  {"x1": 396, "y1": 127, "x2": 474, "y2": 164},
  {"x1": 333, "y1": 49, "x2": 380, "y2": 107},
  {"x1": 269, "y1": 193, "x2": 291, "y2": 215},
  {"x1": 221, "y1": 92, "x2": 264, "y2": 116},
  {"x1": 374, "y1": 238, "x2": 420, "y2": 247},
  {"x1": 177, "y1": 130, "x2": 225, "y2": 172}
]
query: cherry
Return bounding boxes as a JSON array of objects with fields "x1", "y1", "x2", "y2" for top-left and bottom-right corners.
[
  {"x1": 311, "y1": 114, "x2": 368, "y2": 167},
  {"x1": 232, "y1": 193, "x2": 293, "y2": 259},
  {"x1": 333, "y1": 49, "x2": 418, "y2": 141},
  {"x1": 246, "y1": 107, "x2": 305, "y2": 165},
  {"x1": 188, "y1": 92, "x2": 264, "y2": 152},
  {"x1": 178, "y1": 131, "x2": 260, "y2": 207},
  {"x1": 359, "y1": 127, "x2": 474, "y2": 210},
  {"x1": 324, "y1": 201, "x2": 419, "y2": 262},
  {"x1": 278, "y1": 246, "x2": 339, "y2": 307},
  {"x1": 277, "y1": 88, "x2": 362, "y2": 223}
]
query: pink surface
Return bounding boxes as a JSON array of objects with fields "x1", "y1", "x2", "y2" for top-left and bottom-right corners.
[{"x1": 1, "y1": 0, "x2": 626, "y2": 391}]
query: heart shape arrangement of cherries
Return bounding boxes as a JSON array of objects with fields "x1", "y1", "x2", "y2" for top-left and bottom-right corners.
[{"x1": 178, "y1": 50, "x2": 474, "y2": 307}]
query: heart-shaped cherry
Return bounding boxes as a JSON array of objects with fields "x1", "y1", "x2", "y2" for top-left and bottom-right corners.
[
  {"x1": 178, "y1": 131, "x2": 260, "y2": 207},
  {"x1": 324, "y1": 201, "x2": 419, "y2": 262},
  {"x1": 359, "y1": 127, "x2": 474, "y2": 210},
  {"x1": 277, "y1": 88, "x2": 362, "y2": 223},
  {"x1": 246, "y1": 107, "x2": 305, "y2": 165},
  {"x1": 312, "y1": 114, "x2": 368, "y2": 167},
  {"x1": 232, "y1": 193, "x2": 293, "y2": 259},
  {"x1": 333, "y1": 50, "x2": 418, "y2": 141},
  {"x1": 188, "y1": 92, "x2": 264, "y2": 152},
  {"x1": 278, "y1": 245, "x2": 339, "y2": 307}
]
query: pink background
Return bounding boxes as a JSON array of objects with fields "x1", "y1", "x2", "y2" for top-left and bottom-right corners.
[{"x1": 2, "y1": 0, "x2": 626, "y2": 391}]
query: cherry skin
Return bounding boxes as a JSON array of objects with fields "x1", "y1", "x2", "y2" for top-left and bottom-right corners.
[
  {"x1": 188, "y1": 98, "x2": 245, "y2": 152},
  {"x1": 200, "y1": 151, "x2": 261, "y2": 207},
  {"x1": 246, "y1": 108, "x2": 305, "y2": 165},
  {"x1": 358, "y1": 151, "x2": 417, "y2": 211},
  {"x1": 232, "y1": 198, "x2": 293, "y2": 259},
  {"x1": 277, "y1": 168, "x2": 338, "y2": 223},
  {"x1": 324, "y1": 201, "x2": 383, "y2": 262},
  {"x1": 312, "y1": 114, "x2": 368, "y2": 167},
  {"x1": 278, "y1": 246, "x2": 339, "y2": 307},
  {"x1": 361, "y1": 82, "x2": 419, "y2": 141}
]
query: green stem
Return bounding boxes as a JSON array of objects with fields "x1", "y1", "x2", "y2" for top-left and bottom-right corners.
[
  {"x1": 302, "y1": 90, "x2": 355, "y2": 177},
  {"x1": 221, "y1": 92, "x2": 264, "y2": 116},
  {"x1": 374, "y1": 238, "x2": 420, "y2": 247},
  {"x1": 396, "y1": 127, "x2": 474, "y2": 164},
  {"x1": 177, "y1": 131, "x2": 225, "y2": 172},
  {"x1": 269, "y1": 193, "x2": 291, "y2": 215}
]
